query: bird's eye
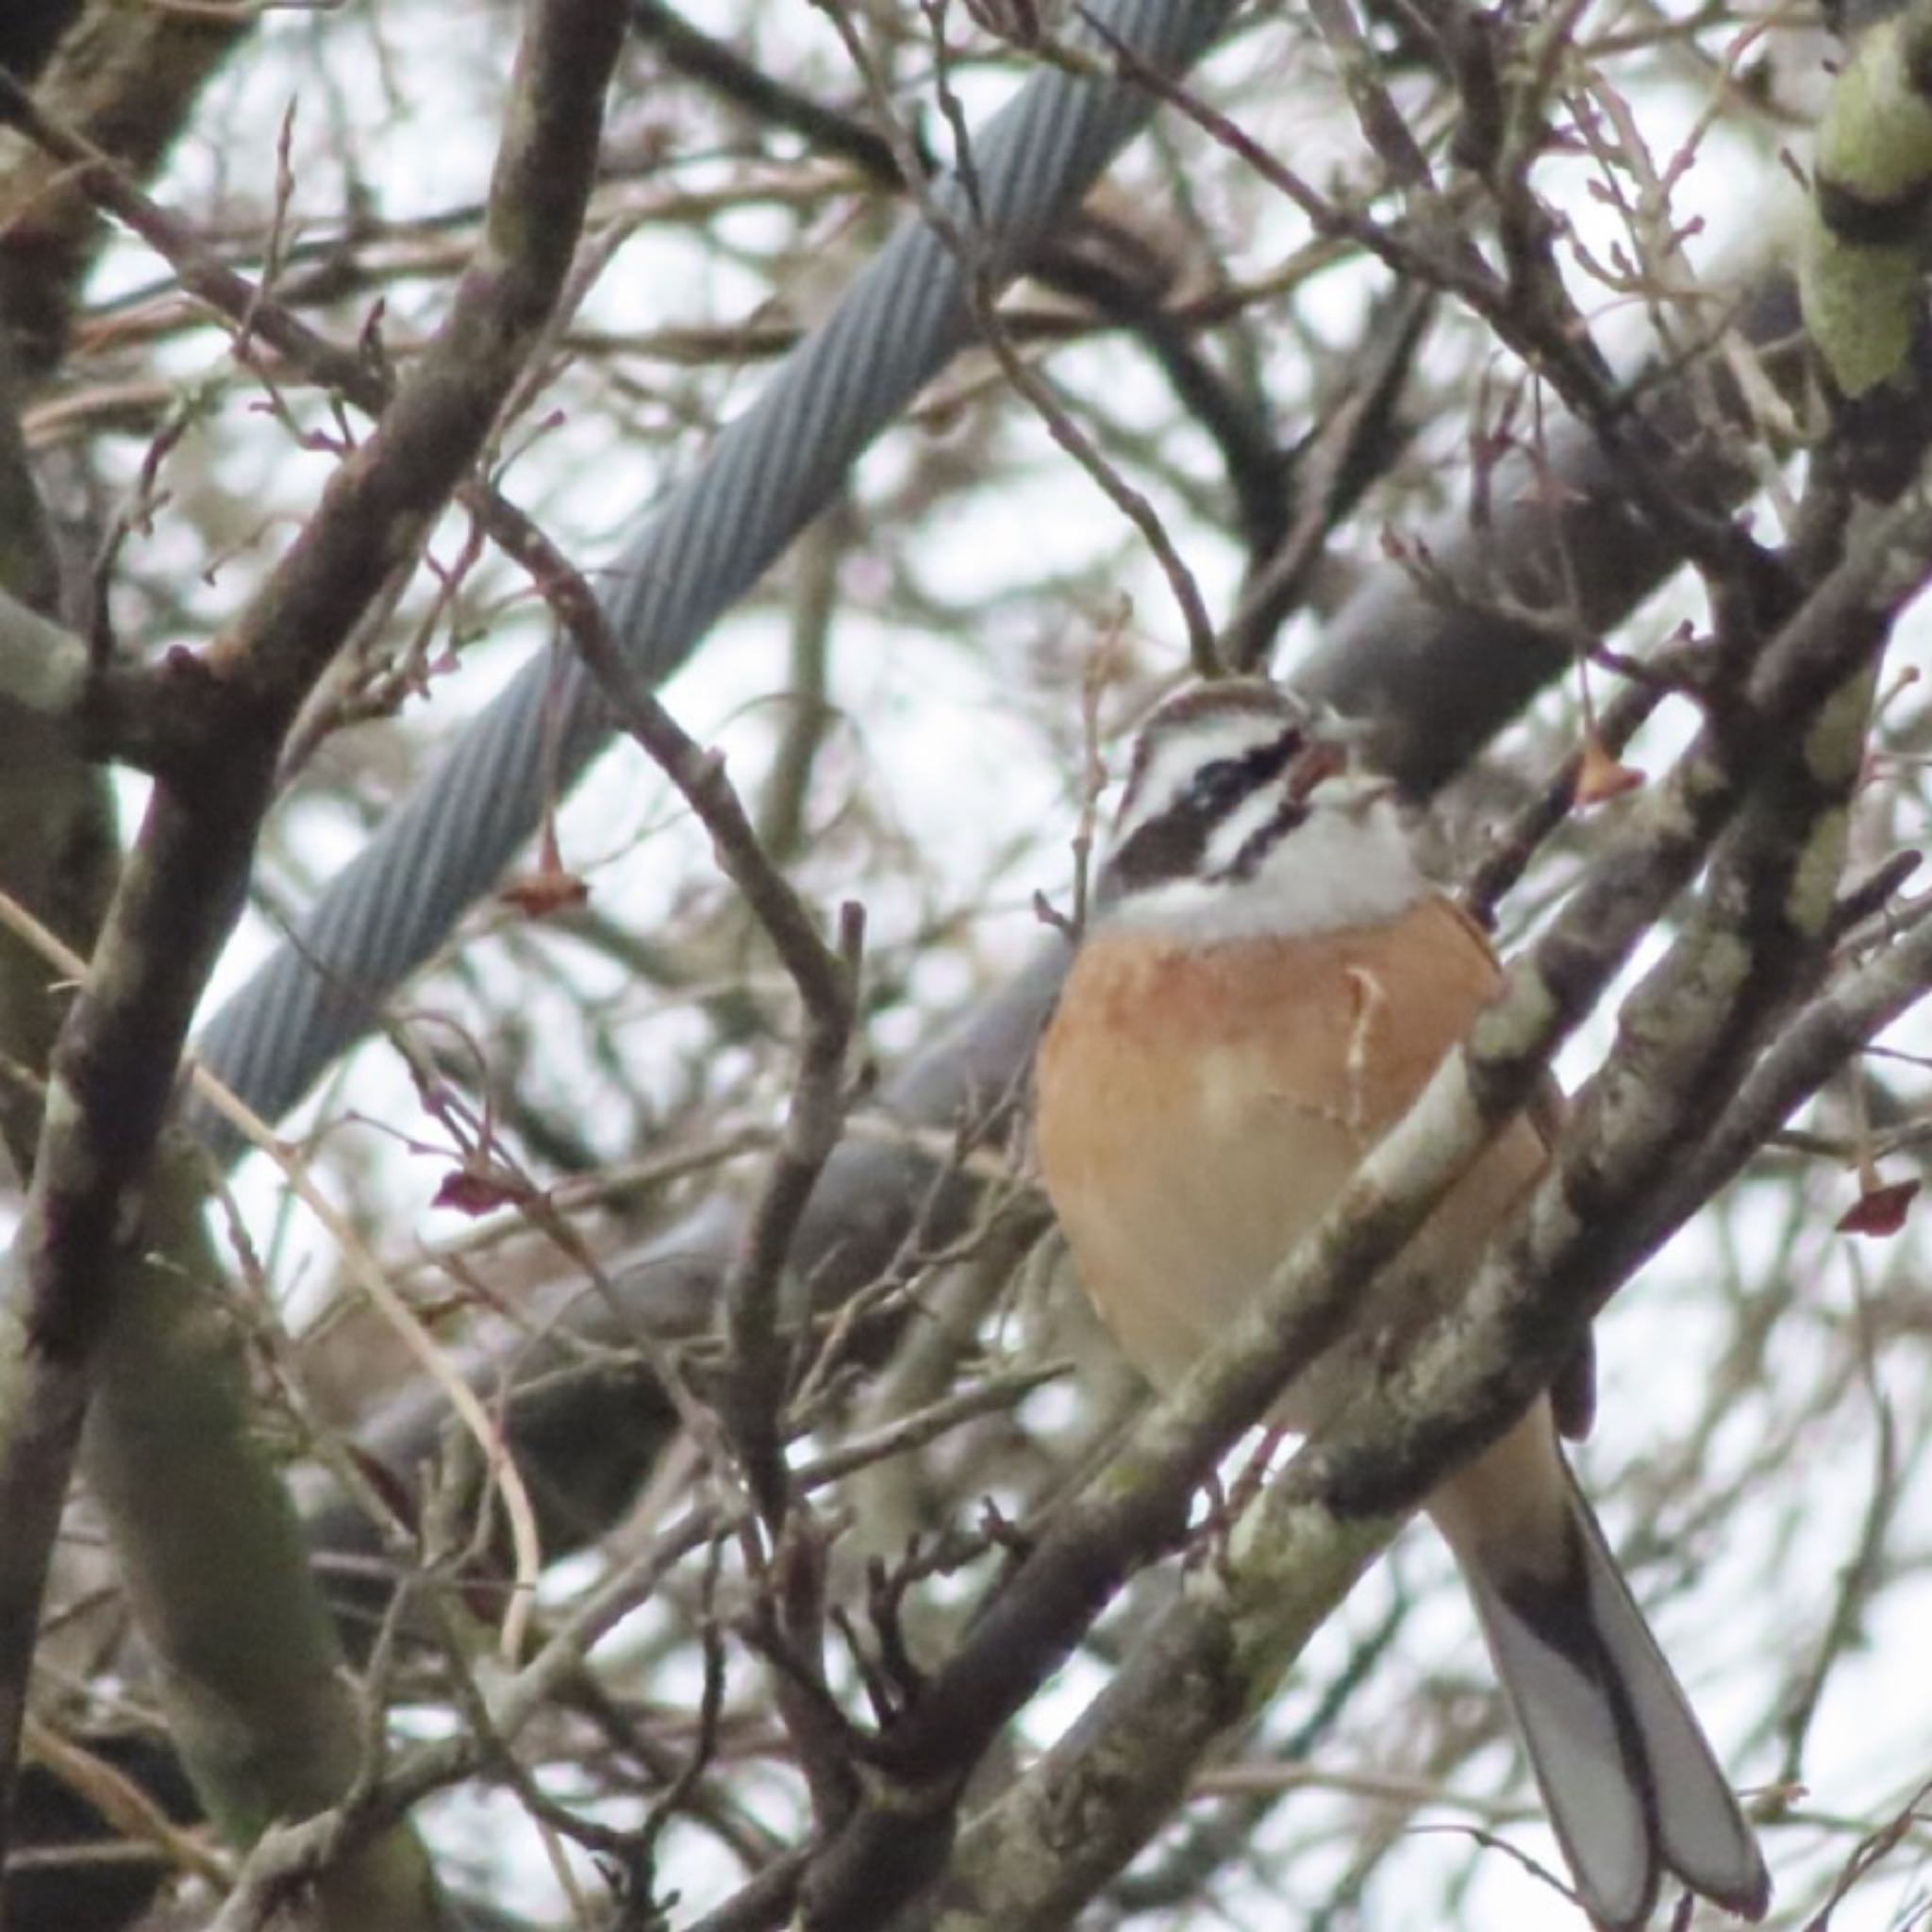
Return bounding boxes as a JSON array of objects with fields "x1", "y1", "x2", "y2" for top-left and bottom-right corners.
[{"x1": 1186, "y1": 758, "x2": 1246, "y2": 811}]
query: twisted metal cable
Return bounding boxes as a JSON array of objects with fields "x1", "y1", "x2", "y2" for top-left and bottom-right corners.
[{"x1": 191, "y1": 0, "x2": 1239, "y2": 1155}]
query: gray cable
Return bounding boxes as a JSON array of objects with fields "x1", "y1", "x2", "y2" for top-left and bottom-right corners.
[{"x1": 190, "y1": 0, "x2": 1240, "y2": 1153}]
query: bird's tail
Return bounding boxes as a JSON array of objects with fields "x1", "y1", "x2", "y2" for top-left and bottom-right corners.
[{"x1": 1456, "y1": 1466, "x2": 1770, "y2": 1930}]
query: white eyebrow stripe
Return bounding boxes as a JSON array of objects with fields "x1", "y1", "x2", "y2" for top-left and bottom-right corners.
[
  {"x1": 1114, "y1": 714, "x2": 1299, "y2": 846},
  {"x1": 1201, "y1": 782, "x2": 1294, "y2": 877}
]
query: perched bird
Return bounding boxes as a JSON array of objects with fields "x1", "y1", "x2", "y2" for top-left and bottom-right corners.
[{"x1": 1034, "y1": 677, "x2": 1769, "y2": 1931}]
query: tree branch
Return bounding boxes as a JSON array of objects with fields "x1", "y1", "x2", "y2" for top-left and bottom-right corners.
[{"x1": 0, "y1": 2, "x2": 627, "y2": 1921}]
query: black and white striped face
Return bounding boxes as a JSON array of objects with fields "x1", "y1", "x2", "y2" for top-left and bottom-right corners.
[{"x1": 1095, "y1": 680, "x2": 1424, "y2": 941}]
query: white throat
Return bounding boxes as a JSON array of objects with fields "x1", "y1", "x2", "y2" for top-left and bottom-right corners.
[{"x1": 1099, "y1": 787, "x2": 1427, "y2": 941}]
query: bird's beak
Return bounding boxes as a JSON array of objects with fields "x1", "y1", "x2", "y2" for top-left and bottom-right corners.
[
  {"x1": 1286, "y1": 740, "x2": 1348, "y2": 803},
  {"x1": 1289, "y1": 741, "x2": 1396, "y2": 821}
]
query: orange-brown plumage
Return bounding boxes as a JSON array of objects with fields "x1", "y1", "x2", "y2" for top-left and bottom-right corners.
[
  {"x1": 1034, "y1": 678, "x2": 1769, "y2": 1930},
  {"x1": 1038, "y1": 894, "x2": 1570, "y2": 1571},
  {"x1": 1039, "y1": 897, "x2": 1541, "y2": 1402}
]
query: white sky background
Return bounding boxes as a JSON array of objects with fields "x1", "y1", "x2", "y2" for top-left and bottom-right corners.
[{"x1": 37, "y1": 0, "x2": 1932, "y2": 1926}]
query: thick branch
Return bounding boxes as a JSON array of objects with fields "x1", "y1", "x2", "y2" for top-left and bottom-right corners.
[
  {"x1": 0, "y1": 0, "x2": 625, "y2": 1917},
  {"x1": 912, "y1": 864, "x2": 1932, "y2": 1926}
]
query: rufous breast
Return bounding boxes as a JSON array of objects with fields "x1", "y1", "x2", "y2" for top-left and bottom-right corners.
[{"x1": 1035, "y1": 893, "x2": 1545, "y2": 1411}]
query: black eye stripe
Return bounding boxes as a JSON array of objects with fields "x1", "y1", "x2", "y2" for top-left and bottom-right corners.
[
  {"x1": 1100, "y1": 724, "x2": 1305, "y2": 903},
  {"x1": 1208, "y1": 793, "x2": 1308, "y2": 884},
  {"x1": 1114, "y1": 682, "x2": 1310, "y2": 825},
  {"x1": 1185, "y1": 727, "x2": 1301, "y2": 811}
]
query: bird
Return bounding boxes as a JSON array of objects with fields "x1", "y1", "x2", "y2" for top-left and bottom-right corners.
[{"x1": 1033, "y1": 676, "x2": 1770, "y2": 1931}]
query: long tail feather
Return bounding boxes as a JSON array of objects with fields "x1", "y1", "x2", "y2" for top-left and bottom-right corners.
[{"x1": 1459, "y1": 1471, "x2": 1769, "y2": 1930}]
